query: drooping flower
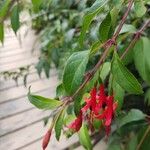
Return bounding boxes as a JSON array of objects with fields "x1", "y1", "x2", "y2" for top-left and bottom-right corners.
[
  {"x1": 68, "y1": 111, "x2": 82, "y2": 132},
  {"x1": 42, "y1": 128, "x2": 52, "y2": 150},
  {"x1": 81, "y1": 87, "x2": 97, "y2": 112},
  {"x1": 95, "y1": 95, "x2": 118, "y2": 136}
]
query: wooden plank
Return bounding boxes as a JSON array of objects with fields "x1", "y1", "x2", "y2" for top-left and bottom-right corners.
[
  {"x1": 0, "y1": 75, "x2": 58, "y2": 104},
  {"x1": 0, "y1": 86, "x2": 56, "y2": 120},
  {"x1": 0, "y1": 47, "x2": 32, "y2": 58},
  {"x1": 0, "y1": 121, "x2": 49, "y2": 150},
  {"x1": 0, "y1": 51, "x2": 39, "y2": 65},
  {"x1": 0, "y1": 108, "x2": 51, "y2": 137},
  {"x1": 0, "y1": 57, "x2": 38, "y2": 72},
  {"x1": 0, "y1": 120, "x2": 78, "y2": 150},
  {"x1": 21, "y1": 134, "x2": 78, "y2": 150}
]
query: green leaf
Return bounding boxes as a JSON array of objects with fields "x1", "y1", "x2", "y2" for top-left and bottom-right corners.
[
  {"x1": 63, "y1": 50, "x2": 89, "y2": 94},
  {"x1": 119, "y1": 24, "x2": 136, "y2": 34},
  {"x1": 111, "y1": 52, "x2": 143, "y2": 94},
  {"x1": 28, "y1": 90, "x2": 62, "y2": 109},
  {"x1": 55, "y1": 108, "x2": 66, "y2": 141},
  {"x1": 0, "y1": 23, "x2": 4, "y2": 43},
  {"x1": 11, "y1": 5, "x2": 20, "y2": 33},
  {"x1": 134, "y1": 0, "x2": 146, "y2": 17},
  {"x1": 113, "y1": 79, "x2": 125, "y2": 110},
  {"x1": 127, "y1": 133, "x2": 138, "y2": 150},
  {"x1": 119, "y1": 109, "x2": 146, "y2": 127},
  {"x1": 32, "y1": 0, "x2": 42, "y2": 12},
  {"x1": 108, "y1": 144, "x2": 122, "y2": 150},
  {"x1": 133, "y1": 37, "x2": 150, "y2": 84},
  {"x1": 99, "y1": 12, "x2": 112, "y2": 42},
  {"x1": 78, "y1": 124, "x2": 92, "y2": 150},
  {"x1": 145, "y1": 89, "x2": 150, "y2": 106},
  {"x1": 100, "y1": 62, "x2": 111, "y2": 82},
  {"x1": 79, "y1": 0, "x2": 109, "y2": 46},
  {"x1": 0, "y1": 0, "x2": 11, "y2": 18},
  {"x1": 56, "y1": 83, "x2": 66, "y2": 97},
  {"x1": 143, "y1": 37, "x2": 150, "y2": 68}
]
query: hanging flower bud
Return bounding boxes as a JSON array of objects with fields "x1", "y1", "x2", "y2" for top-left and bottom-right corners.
[
  {"x1": 42, "y1": 128, "x2": 52, "y2": 150},
  {"x1": 68, "y1": 111, "x2": 82, "y2": 132}
]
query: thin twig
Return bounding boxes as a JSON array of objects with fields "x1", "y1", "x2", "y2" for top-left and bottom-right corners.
[
  {"x1": 113, "y1": 0, "x2": 134, "y2": 40},
  {"x1": 121, "y1": 20, "x2": 150, "y2": 59},
  {"x1": 136, "y1": 126, "x2": 150, "y2": 150}
]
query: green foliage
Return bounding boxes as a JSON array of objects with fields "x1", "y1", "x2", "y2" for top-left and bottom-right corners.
[
  {"x1": 118, "y1": 109, "x2": 146, "y2": 128},
  {"x1": 0, "y1": 24, "x2": 4, "y2": 43},
  {"x1": 99, "y1": 12, "x2": 112, "y2": 42},
  {"x1": 55, "y1": 108, "x2": 66, "y2": 141},
  {"x1": 111, "y1": 52, "x2": 143, "y2": 94},
  {"x1": 100, "y1": 62, "x2": 111, "y2": 82},
  {"x1": 133, "y1": 37, "x2": 150, "y2": 84},
  {"x1": 134, "y1": 0, "x2": 146, "y2": 17},
  {"x1": 11, "y1": 4, "x2": 20, "y2": 33},
  {"x1": 63, "y1": 50, "x2": 89, "y2": 94},
  {"x1": 78, "y1": 124, "x2": 92, "y2": 150},
  {"x1": 79, "y1": 0, "x2": 109, "y2": 46},
  {"x1": 28, "y1": 89, "x2": 62, "y2": 109}
]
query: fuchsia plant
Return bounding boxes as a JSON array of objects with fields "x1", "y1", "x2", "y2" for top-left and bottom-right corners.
[{"x1": 27, "y1": 0, "x2": 150, "y2": 150}]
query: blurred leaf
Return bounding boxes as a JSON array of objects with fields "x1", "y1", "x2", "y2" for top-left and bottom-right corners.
[
  {"x1": 0, "y1": 23, "x2": 4, "y2": 43},
  {"x1": 113, "y1": 79, "x2": 125, "y2": 110},
  {"x1": 127, "y1": 133, "x2": 138, "y2": 150},
  {"x1": 133, "y1": 39, "x2": 147, "y2": 81},
  {"x1": 79, "y1": 0, "x2": 109, "y2": 46},
  {"x1": 43, "y1": 60, "x2": 50, "y2": 78},
  {"x1": 145, "y1": 89, "x2": 150, "y2": 106},
  {"x1": 0, "y1": 0, "x2": 11, "y2": 18},
  {"x1": 63, "y1": 50, "x2": 89, "y2": 94},
  {"x1": 11, "y1": 5, "x2": 20, "y2": 33},
  {"x1": 108, "y1": 144, "x2": 122, "y2": 150},
  {"x1": 32, "y1": 0, "x2": 42, "y2": 12},
  {"x1": 134, "y1": 0, "x2": 146, "y2": 17},
  {"x1": 55, "y1": 108, "x2": 66, "y2": 141},
  {"x1": 119, "y1": 109, "x2": 146, "y2": 127},
  {"x1": 28, "y1": 90, "x2": 62, "y2": 109},
  {"x1": 111, "y1": 52, "x2": 143, "y2": 94},
  {"x1": 90, "y1": 41, "x2": 102, "y2": 55},
  {"x1": 78, "y1": 124, "x2": 92, "y2": 150},
  {"x1": 56, "y1": 83, "x2": 66, "y2": 97},
  {"x1": 100, "y1": 62, "x2": 111, "y2": 82},
  {"x1": 99, "y1": 12, "x2": 112, "y2": 42},
  {"x1": 119, "y1": 24, "x2": 136, "y2": 34}
]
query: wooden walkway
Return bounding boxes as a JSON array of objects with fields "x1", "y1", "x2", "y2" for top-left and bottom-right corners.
[{"x1": 0, "y1": 27, "x2": 78, "y2": 150}]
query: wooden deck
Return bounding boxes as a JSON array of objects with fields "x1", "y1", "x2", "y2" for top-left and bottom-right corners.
[{"x1": 0, "y1": 26, "x2": 79, "y2": 150}]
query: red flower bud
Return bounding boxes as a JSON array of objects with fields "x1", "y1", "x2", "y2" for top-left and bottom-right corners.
[
  {"x1": 68, "y1": 111, "x2": 82, "y2": 132},
  {"x1": 42, "y1": 129, "x2": 52, "y2": 150}
]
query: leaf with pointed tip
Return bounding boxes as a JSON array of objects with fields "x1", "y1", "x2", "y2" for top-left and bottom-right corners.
[
  {"x1": 55, "y1": 108, "x2": 66, "y2": 141},
  {"x1": 11, "y1": 5, "x2": 20, "y2": 33},
  {"x1": 63, "y1": 50, "x2": 89, "y2": 94},
  {"x1": 78, "y1": 124, "x2": 92, "y2": 150},
  {"x1": 111, "y1": 52, "x2": 143, "y2": 94},
  {"x1": 0, "y1": 24, "x2": 4, "y2": 43},
  {"x1": 28, "y1": 91, "x2": 62, "y2": 109}
]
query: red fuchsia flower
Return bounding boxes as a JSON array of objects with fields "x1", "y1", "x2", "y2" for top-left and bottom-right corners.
[
  {"x1": 42, "y1": 128, "x2": 52, "y2": 150},
  {"x1": 81, "y1": 87, "x2": 97, "y2": 113},
  {"x1": 95, "y1": 95, "x2": 118, "y2": 136},
  {"x1": 68, "y1": 111, "x2": 83, "y2": 132},
  {"x1": 94, "y1": 84, "x2": 106, "y2": 115}
]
